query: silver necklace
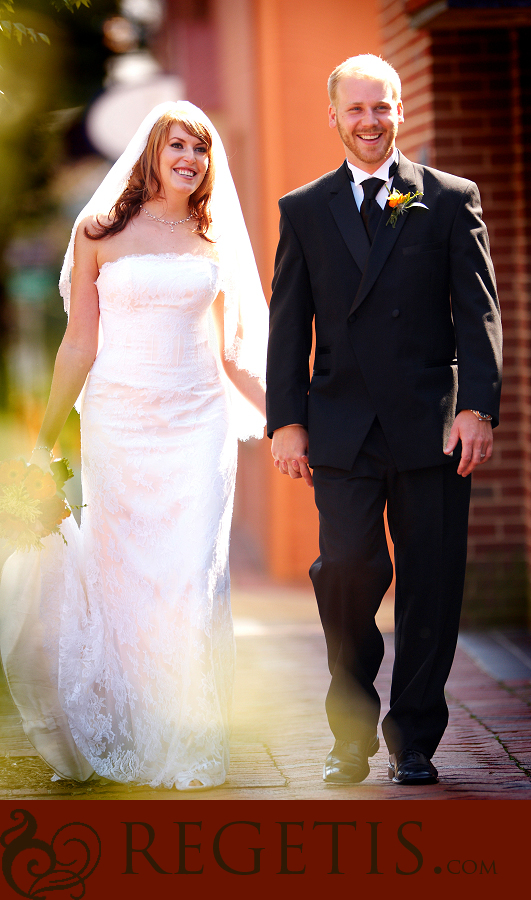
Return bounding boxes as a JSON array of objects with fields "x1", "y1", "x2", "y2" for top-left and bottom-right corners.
[{"x1": 141, "y1": 206, "x2": 194, "y2": 233}]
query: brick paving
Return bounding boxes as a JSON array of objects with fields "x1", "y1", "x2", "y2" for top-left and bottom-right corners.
[{"x1": 0, "y1": 581, "x2": 530, "y2": 800}]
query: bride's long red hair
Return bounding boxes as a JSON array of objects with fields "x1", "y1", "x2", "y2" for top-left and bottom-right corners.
[{"x1": 85, "y1": 112, "x2": 215, "y2": 241}]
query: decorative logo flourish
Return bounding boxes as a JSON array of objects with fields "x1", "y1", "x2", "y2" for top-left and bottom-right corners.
[
  {"x1": 1, "y1": 808, "x2": 101, "y2": 898},
  {"x1": 386, "y1": 188, "x2": 428, "y2": 227}
]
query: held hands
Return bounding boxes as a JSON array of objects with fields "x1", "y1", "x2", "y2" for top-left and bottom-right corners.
[
  {"x1": 272, "y1": 411, "x2": 492, "y2": 484},
  {"x1": 271, "y1": 425, "x2": 313, "y2": 487},
  {"x1": 444, "y1": 410, "x2": 493, "y2": 477}
]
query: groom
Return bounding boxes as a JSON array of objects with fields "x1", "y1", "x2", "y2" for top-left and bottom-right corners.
[{"x1": 266, "y1": 54, "x2": 502, "y2": 785}]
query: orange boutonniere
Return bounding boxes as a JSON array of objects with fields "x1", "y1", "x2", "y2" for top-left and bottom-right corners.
[
  {"x1": 386, "y1": 188, "x2": 428, "y2": 227},
  {"x1": 0, "y1": 457, "x2": 76, "y2": 551}
]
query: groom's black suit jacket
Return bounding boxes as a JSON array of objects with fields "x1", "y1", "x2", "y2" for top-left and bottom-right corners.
[{"x1": 266, "y1": 153, "x2": 502, "y2": 472}]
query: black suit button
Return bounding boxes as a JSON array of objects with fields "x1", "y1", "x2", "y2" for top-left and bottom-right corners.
[{"x1": 392, "y1": 308, "x2": 400, "y2": 317}]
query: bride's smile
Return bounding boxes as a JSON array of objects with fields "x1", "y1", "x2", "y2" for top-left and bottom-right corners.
[{"x1": 157, "y1": 124, "x2": 209, "y2": 204}]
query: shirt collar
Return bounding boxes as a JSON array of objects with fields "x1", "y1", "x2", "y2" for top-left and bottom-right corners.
[{"x1": 346, "y1": 148, "x2": 399, "y2": 186}]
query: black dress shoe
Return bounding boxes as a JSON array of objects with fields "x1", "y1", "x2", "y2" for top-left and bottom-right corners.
[
  {"x1": 323, "y1": 734, "x2": 379, "y2": 784},
  {"x1": 388, "y1": 749, "x2": 438, "y2": 785}
]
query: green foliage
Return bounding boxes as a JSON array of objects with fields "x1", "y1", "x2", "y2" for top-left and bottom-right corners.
[
  {"x1": 0, "y1": 0, "x2": 91, "y2": 45},
  {"x1": 0, "y1": 12, "x2": 65, "y2": 239},
  {"x1": 0, "y1": 0, "x2": 118, "y2": 234},
  {"x1": 0, "y1": 0, "x2": 118, "y2": 408}
]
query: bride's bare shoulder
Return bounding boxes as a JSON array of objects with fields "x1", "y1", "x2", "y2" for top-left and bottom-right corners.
[{"x1": 76, "y1": 214, "x2": 112, "y2": 241}]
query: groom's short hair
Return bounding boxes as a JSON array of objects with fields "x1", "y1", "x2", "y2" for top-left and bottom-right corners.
[{"x1": 328, "y1": 54, "x2": 402, "y2": 105}]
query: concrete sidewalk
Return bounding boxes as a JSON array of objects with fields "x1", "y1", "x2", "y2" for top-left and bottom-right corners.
[{"x1": 1, "y1": 581, "x2": 530, "y2": 800}]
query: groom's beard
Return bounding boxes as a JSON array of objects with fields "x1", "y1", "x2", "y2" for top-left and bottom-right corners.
[{"x1": 337, "y1": 120, "x2": 397, "y2": 169}]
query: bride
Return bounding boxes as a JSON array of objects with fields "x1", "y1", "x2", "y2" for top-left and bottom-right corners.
[{"x1": 0, "y1": 102, "x2": 268, "y2": 790}]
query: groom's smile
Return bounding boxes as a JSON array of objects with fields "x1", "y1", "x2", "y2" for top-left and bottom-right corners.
[{"x1": 328, "y1": 76, "x2": 404, "y2": 174}]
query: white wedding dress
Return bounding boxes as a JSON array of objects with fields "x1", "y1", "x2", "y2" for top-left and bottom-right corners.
[{"x1": 0, "y1": 251, "x2": 238, "y2": 790}]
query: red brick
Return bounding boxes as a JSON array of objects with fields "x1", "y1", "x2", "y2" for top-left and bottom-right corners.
[
  {"x1": 469, "y1": 524, "x2": 497, "y2": 537},
  {"x1": 504, "y1": 524, "x2": 528, "y2": 537},
  {"x1": 471, "y1": 506, "x2": 521, "y2": 518}
]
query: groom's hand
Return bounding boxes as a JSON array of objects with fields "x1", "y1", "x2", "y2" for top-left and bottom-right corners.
[
  {"x1": 271, "y1": 425, "x2": 313, "y2": 487},
  {"x1": 444, "y1": 410, "x2": 493, "y2": 477}
]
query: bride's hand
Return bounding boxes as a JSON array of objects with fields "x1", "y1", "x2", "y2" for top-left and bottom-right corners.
[{"x1": 29, "y1": 447, "x2": 54, "y2": 473}]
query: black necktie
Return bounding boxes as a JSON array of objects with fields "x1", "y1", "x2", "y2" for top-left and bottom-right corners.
[{"x1": 360, "y1": 177, "x2": 386, "y2": 243}]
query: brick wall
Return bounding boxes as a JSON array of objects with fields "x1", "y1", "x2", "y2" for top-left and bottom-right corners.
[
  {"x1": 380, "y1": 0, "x2": 435, "y2": 164},
  {"x1": 380, "y1": 1, "x2": 531, "y2": 624},
  {"x1": 431, "y1": 28, "x2": 531, "y2": 625}
]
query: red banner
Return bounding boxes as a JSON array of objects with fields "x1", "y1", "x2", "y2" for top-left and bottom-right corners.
[{"x1": 0, "y1": 799, "x2": 526, "y2": 897}]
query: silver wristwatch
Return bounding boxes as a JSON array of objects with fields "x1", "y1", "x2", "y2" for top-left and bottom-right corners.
[{"x1": 469, "y1": 410, "x2": 492, "y2": 422}]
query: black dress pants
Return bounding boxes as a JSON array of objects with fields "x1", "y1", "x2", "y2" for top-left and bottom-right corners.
[{"x1": 310, "y1": 419, "x2": 471, "y2": 757}]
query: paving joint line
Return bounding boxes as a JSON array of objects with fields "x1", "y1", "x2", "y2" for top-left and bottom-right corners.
[
  {"x1": 446, "y1": 691, "x2": 531, "y2": 780},
  {"x1": 262, "y1": 742, "x2": 290, "y2": 788},
  {"x1": 495, "y1": 678, "x2": 531, "y2": 707}
]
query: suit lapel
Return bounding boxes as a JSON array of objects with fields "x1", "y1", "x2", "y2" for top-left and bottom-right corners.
[
  {"x1": 348, "y1": 155, "x2": 424, "y2": 317},
  {"x1": 328, "y1": 163, "x2": 371, "y2": 274}
]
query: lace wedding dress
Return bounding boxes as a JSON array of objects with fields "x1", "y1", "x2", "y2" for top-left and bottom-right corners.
[{"x1": 0, "y1": 251, "x2": 238, "y2": 790}]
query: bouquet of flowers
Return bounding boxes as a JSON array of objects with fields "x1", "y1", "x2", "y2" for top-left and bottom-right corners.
[{"x1": 0, "y1": 457, "x2": 74, "y2": 551}]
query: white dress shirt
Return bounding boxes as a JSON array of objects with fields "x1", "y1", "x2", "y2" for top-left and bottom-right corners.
[{"x1": 346, "y1": 148, "x2": 399, "y2": 211}]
